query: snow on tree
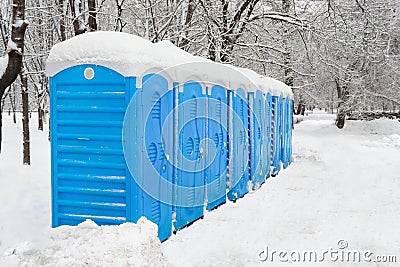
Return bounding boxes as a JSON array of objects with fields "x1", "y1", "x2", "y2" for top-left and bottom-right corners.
[{"x1": 0, "y1": 0, "x2": 28, "y2": 152}]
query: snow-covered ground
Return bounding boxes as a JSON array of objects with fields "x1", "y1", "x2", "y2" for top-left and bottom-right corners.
[{"x1": 0, "y1": 112, "x2": 399, "y2": 266}]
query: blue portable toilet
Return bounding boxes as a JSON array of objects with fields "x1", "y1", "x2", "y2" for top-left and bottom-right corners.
[
  {"x1": 206, "y1": 85, "x2": 228, "y2": 210},
  {"x1": 174, "y1": 80, "x2": 206, "y2": 230},
  {"x1": 227, "y1": 88, "x2": 249, "y2": 201},
  {"x1": 248, "y1": 90, "x2": 265, "y2": 189},
  {"x1": 271, "y1": 95, "x2": 282, "y2": 176},
  {"x1": 264, "y1": 93, "x2": 272, "y2": 178},
  {"x1": 137, "y1": 73, "x2": 174, "y2": 241},
  {"x1": 47, "y1": 31, "x2": 295, "y2": 241},
  {"x1": 288, "y1": 99, "x2": 293, "y2": 163},
  {"x1": 49, "y1": 64, "x2": 139, "y2": 227},
  {"x1": 282, "y1": 97, "x2": 293, "y2": 168},
  {"x1": 48, "y1": 63, "x2": 175, "y2": 241},
  {"x1": 281, "y1": 97, "x2": 288, "y2": 168}
]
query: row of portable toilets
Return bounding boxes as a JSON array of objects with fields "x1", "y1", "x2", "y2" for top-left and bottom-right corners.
[{"x1": 47, "y1": 32, "x2": 293, "y2": 242}]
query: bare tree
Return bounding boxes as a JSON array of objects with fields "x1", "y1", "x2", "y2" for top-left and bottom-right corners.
[
  {"x1": 0, "y1": 0, "x2": 28, "y2": 152},
  {"x1": 20, "y1": 67, "x2": 30, "y2": 164},
  {"x1": 69, "y1": 0, "x2": 86, "y2": 35}
]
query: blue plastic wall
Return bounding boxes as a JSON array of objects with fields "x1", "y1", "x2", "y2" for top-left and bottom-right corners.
[
  {"x1": 50, "y1": 64, "x2": 293, "y2": 241},
  {"x1": 50, "y1": 65, "x2": 136, "y2": 227},
  {"x1": 206, "y1": 85, "x2": 228, "y2": 211},
  {"x1": 281, "y1": 98, "x2": 289, "y2": 168},
  {"x1": 249, "y1": 90, "x2": 265, "y2": 189},
  {"x1": 288, "y1": 99, "x2": 293, "y2": 163},
  {"x1": 264, "y1": 93, "x2": 272, "y2": 178},
  {"x1": 227, "y1": 88, "x2": 249, "y2": 201},
  {"x1": 140, "y1": 74, "x2": 174, "y2": 241},
  {"x1": 174, "y1": 81, "x2": 206, "y2": 230},
  {"x1": 271, "y1": 96, "x2": 282, "y2": 176},
  {"x1": 282, "y1": 98, "x2": 293, "y2": 168}
]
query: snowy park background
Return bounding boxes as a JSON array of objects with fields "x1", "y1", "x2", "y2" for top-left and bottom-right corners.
[
  {"x1": 1, "y1": 0, "x2": 400, "y2": 266},
  {"x1": 0, "y1": 111, "x2": 399, "y2": 266}
]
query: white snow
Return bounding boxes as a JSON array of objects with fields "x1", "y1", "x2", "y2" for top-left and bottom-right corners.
[
  {"x1": 1, "y1": 113, "x2": 400, "y2": 266},
  {"x1": 7, "y1": 40, "x2": 18, "y2": 51},
  {"x1": 11, "y1": 19, "x2": 29, "y2": 28},
  {"x1": 0, "y1": 54, "x2": 8, "y2": 78},
  {"x1": 46, "y1": 31, "x2": 293, "y2": 99},
  {"x1": 1, "y1": 218, "x2": 169, "y2": 267}
]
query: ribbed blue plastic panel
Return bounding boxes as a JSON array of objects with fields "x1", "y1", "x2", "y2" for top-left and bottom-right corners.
[
  {"x1": 282, "y1": 98, "x2": 293, "y2": 168},
  {"x1": 206, "y1": 85, "x2": 228, "y2": 210},
  {"x1": 271, "y1": 96, "x2": 282, "y2": 175},
  {"x1": 264, "y1": 93, "x2": 272, "y2": 179},
  {"x1": 51, "y1": 65, "x2": 134, "y2": 227},
  {"x1": 288, "y1": 99, "x2": 293, "y2": 164},
  {"x1": 140, "y1": 74, "x2": 173, "y2": 241},
  {"x1": 281, "y1": 98, "x2": 289, "y2": 168},
  {"x1": 174, "y1": 81, "x2": 206, "y2": 230},
  {"x1": 249, "y1": 90, "x2": 265, "y2": 189},
  {"x1": 227, "y1": 88, "x2": 249, "y2": 201}
]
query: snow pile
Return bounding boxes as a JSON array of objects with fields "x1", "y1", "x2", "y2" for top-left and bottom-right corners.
[
  {"x1": 362, "y1": 134, "x2": 400, "y2": 149},
  {"x1": 292, "y1": 145, "x2": 321, "y2": 162},
  {"x1": 163, "y1": 114, "x2": 400, "y2": 266},
  {"x1": 2, "y1": 113, "x2": 400, "y2": 266},
  {"x1": 1, "y1": 218, "x2": 170, "y2": 267},
  {"x1": 0, "y1": 54, "x2": 8, "y2": 78},
  {"x1": 46, "y1": 31, "x2": 293, "y2": 98}
]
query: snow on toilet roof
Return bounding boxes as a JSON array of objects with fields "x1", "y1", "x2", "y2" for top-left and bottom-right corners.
[{"x1": 46, "y1": 31, "x2": 293, "y2": 99}]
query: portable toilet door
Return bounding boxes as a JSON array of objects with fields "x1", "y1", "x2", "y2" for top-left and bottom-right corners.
[
  {"x1": 282, "y1": 97, "x2": 291, "y2": 169},
  {"x1": 174, "y1": 80, "x2": 206, "y2": 230},
  {"x1": 289, "y1": 100, "x2": 293, "y2": 163},
  {"x1": 286, "y1": 98, "x2": 293, "y2": 167},
  {"x1": 264, "y1": 93, "x2": 272, "y2": 179},
  {"x1": 50, "y1": 64, "x2": 138, "y2": 227},
  {"x1": 281, "y1": 97, "x2": 288, "y2": 168},
  {"x1": 138, "y1": 73, "x2": 174, "y2": 241},
  {"x1": 271, "y1": 95, "x2": 281, "y2": 176},
  {"x1": 249, "y1": 90, "x2": 265, "y2": 190},
  {"x1": 206, "y1": 85, "x2": 228, "y2": 211},
  {"x1": 227, "y1": 88, "x2": 249, "y2": 201}
]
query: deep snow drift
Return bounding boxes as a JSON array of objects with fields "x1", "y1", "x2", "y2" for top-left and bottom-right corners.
[
  {"x1": 1, "y1": 218, "x2": 169, "y2": 267},
  {"x1": 1, "y1": 112, "x2": 399, "y2": 266}
]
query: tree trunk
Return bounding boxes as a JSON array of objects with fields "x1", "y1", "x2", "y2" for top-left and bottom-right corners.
[
  {"x1": 282, "y1": 0, "x2": 294, "y2": 88},
  {"x1": 20, "y1": 68, "x2": 30, "y2": 165},
  {"x1": 38, "y1": 107, "x2": 44, "y2": 131},
  {"x1": 336, "y1": 111, "x2": 345, "y2": 128},
  {"x1": 11, "y1": 85, "x2": 16, "y2": 123},
  {"x1": 296, "y1": 102, "x2": 305, "y2": 115},
  {"x1": 335, "y1": 78, "x2": 349, "y2": 129},
  {"x1": 0, "y1": 0, "x2": 28, "y2": 152},
  {"x1": 59, "y1": 0, "x2": 66, "y2": 41},
  {"x1": 69, "y1": 0, "x2": 86, "y2": 35},
  {"x1": 115, "y1": 0, "x2": 126, "y2": 32},
  {"x1": 178, "y1": 0, "x2": 195, "y2": 50},
  {"x1": 88, "y1": 0, "x2": 97, "y2": 31},
  {"x1": 0, "y1": 11, "x2": 8, "y2": 48}
]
